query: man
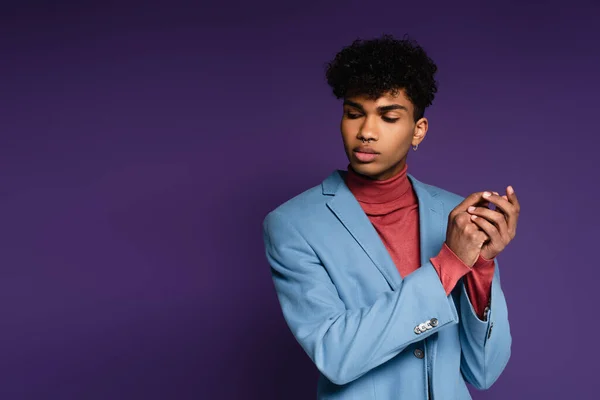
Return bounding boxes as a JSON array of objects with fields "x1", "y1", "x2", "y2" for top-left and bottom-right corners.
[{"x1": 262, "y1": 34, "x2": 519, "y2": 399}]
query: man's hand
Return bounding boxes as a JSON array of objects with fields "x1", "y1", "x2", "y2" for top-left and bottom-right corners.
[
  {"x1": 445, "y1": 192, "x2": 494, "y2": 267},
  {"x1": 466, "y1": 186, "x2": 520, "y2": 260}
]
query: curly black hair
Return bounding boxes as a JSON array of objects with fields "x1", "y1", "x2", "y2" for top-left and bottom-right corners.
[{"x1": 324, "y1": 34, "x2": 438, "y2": 121}]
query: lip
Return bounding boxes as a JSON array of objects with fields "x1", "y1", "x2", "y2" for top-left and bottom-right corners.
[
  {"x1": 353, "y1": 146, "x2": 379, "y2": 163},
  {"x1": 353, "y1": 145, "x2": 379, "y2": 154}
]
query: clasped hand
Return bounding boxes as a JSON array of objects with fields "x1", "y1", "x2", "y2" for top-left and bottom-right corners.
[{"x1": 446, "y1": 187, "x2": 520, "y2": 267}]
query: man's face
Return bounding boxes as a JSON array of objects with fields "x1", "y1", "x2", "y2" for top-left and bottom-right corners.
[{"x1": 340, "y1": 89, "x2": 428, "y2": 180}]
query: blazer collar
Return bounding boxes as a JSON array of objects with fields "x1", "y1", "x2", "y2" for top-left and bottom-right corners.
[{"x1": 323, "y1": 170, "x2": 445, "y2": 290}]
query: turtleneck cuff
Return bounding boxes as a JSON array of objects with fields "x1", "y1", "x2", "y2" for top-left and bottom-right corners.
[{"x1": 430, "y1": 243, "x2": 472, "y2": 296}]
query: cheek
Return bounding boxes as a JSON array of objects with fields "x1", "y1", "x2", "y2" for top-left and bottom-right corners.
[
  {"x1": 383, "y1": 128, "x2": 413, "y2": 154},
  {"x1": 340, "y1": 122, "x2": 355, "y2": 143}
]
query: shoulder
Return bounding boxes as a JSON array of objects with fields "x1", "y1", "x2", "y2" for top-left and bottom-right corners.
[
  {"x1": 262, "y1": 171, "x2": 337, "y2": 229},
  {"x1": 410, "y1": 175, "x2": 466, "y2": 212},
  {"x1": 434, "y1": 185, "x2": 465, "y2": 208},
  {"x1": 267, "y1": 184, "x2": 326, "y2": 219}
]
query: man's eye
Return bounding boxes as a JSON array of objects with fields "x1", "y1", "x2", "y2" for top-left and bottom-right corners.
[
  {"x1": 345, "y1": 112, "x2": 361, "y2": 119},
  {"x1": 382, "y1": 117, "x2": 399, "y2": 123}
]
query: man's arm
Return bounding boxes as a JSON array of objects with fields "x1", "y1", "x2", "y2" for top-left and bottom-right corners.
[
  {"x1": 463, "y1": 257, "x2": 495, "y2": 319},
  {"x1": 458, "y1": 258, "x2": 511, "y2": 390},
  {"x1": 263, "y1": 210, "x2": 458, "y2": 386},
  {"x1": 457, "y1": 187, "x2": 518, "y2": 389},
  {"x1": 429, "y1": 239, "x2": 510, "y2": 390}
]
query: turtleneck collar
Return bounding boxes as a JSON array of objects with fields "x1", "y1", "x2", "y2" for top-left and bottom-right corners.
[{"x1": 345, "y1": 162, "x2": 412, "y2": 204}]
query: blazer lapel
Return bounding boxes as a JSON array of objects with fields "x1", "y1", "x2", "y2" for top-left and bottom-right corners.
[
  {"x1": 407, "y1": 173, "x2": 447, "y2": 267},
  {"x1": 322, "y1": 170, "x2": 446, "y2": 290}
]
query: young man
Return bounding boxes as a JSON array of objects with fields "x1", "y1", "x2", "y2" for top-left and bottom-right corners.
[{"x1": 262, "y1": 34, "x2": 519, "y2": 399}]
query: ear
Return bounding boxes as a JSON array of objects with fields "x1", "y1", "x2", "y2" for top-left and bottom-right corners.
[{"x1": 412, "y1": 117, "x2": 428, "y2": 146}]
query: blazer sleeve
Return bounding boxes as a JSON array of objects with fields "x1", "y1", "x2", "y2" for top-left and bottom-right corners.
[
  {"x1": 458, "y1": 258, "x2": 512, "y2": 390},
  {"x1": 263, "y1": 210, "x2": 460, "y2": 386}
]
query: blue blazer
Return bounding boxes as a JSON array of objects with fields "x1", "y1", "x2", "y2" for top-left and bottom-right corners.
[{"x1": 262, "y1": 169, "x2": 511, "y2": 399}]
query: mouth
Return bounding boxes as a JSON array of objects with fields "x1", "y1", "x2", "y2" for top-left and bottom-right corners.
[
  {"x1": 353, "y1": 145, "x2": 379, "y2": 154},
  {"x1": 352, "y1": 147, "x2": 379, "y2": 163}
]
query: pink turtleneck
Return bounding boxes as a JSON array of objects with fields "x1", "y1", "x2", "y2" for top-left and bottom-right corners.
[{"x1": 344, "y1": 162, "x2": 494, "y2": 319}]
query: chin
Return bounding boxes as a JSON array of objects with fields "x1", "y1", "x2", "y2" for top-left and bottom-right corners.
[{"x1": 349, "y1": 161, "x2": 383, "y2": 178}]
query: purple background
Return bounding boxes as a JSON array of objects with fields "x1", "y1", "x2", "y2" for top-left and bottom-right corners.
[{"x1": 1, "y1": 1, "x2": 598, "y2": 399}]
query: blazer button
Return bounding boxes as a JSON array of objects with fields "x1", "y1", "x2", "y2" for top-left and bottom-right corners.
[
  {"x1": 414, "y1": 326, "x2": 421, "y2": 335},
  {"x1": 418, "y1": 323, "x2": 428, "y2": 332},
  {"x1": 488, "y1": 322, "x2": 494, "y2": 339},
  {"x1": 413, "y1": 349, "x2": 424, "y2": 359},
  {"x1": 430, "y1": 318, "x2": 438, "y2": 327}
]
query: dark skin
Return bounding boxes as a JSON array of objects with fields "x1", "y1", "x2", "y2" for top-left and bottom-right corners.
[
  {"x1": 468, "y1": 189, "x2": 520, "y2": 261},
  {"x1": 340, "y1": 89, "x2": 426, "y2": 181},
  {"x1": 340, "y1": 89, "x2": 520, "y2": 266}
]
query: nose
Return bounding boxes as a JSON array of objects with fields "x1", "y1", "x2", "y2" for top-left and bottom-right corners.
[{"x1": 357, "y1": 115, "x2": 378, "y2": 142}]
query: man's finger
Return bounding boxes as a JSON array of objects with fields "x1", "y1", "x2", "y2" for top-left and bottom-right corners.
[
  {"x1": 482, "y1": 191, "x2": 513, "y2": 215},
  {"x1": 492, "y1": 190, "x2": 515, "y2": 208},
  {"x1": 505, "y1": 186, "x2": 520, "y2": 235},
  {"x1": 468, "y1": 206, "x2": 509, "y2": 236},
  {"x1": 473, "y1": 197, "x2": 491, "y2": 208},
  {"x1": 471, "y1": 214, "x2": 502, "y2": 243},
  {"x1": 506, "y1": 186, "x2": 520, "y2": 211},
  {"x1": 454, "y1": 192, "x2": 487, "y2": 214}
]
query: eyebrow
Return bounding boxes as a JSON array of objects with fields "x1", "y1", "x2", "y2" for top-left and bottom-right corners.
[{"x1": 343, "y1": 99, "x2": 408, "y2": 113}]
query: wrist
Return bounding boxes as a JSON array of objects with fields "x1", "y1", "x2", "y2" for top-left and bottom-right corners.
[
  {"x1": 473, "y1": 253, "x2": 495, "y2": 269},
  {"x1": 442, "y1": 242, "x2": 474, "y2": 269}
]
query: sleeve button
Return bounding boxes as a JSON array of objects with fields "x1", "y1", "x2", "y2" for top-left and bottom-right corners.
[{"x1": 413, "y1": 349, "x2": 424, "y2": 359}]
